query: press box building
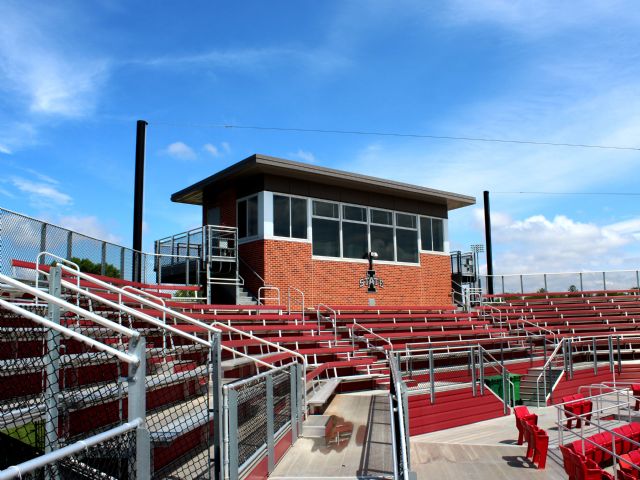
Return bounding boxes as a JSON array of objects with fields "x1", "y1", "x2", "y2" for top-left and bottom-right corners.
[{"x1": 170, "y1": 154, "x2": 475, "y2": 306}]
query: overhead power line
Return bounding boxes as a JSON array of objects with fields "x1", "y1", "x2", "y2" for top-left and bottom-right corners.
[
  {"x1": 149, "y1": 121, "x2": 640, "y2": 152},
  {"x1": 494, "y1": 191, "x2": 640, "y2": 196}
]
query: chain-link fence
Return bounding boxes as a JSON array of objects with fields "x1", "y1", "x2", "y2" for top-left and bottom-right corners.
[
  {"x1": 481, "y1": 270, "x2": 640, "y2": 295},
  {"x1": 0, "y1": 207, "x2": 200, "y2": 287},
  {"x1": 223, "y1": 363, "x2": 302, "y2": 480}
]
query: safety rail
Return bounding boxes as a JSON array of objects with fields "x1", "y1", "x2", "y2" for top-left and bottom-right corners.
[
  {"x1": 316, "y1": 304, "x2": 338, "y2": 342},
  {"x1": 479, "y1": 303, "x2": 504, "y2": 326},
  {"x1": 0, "y1": 419, "x2": 143, "y2": 480},
  {"x1": 52, "y1": 263, "x2": 290, "y2": 372},
  {"x1": 0, "y1": 266, "x2": 151, "y2": 478},
  {"x1": 535, "y1": 338, "x2": 565, "y2": 407},
  {"x1": 403, "y1": 334, "x2": 533, "y2": 354},
  {"x1": 258, "y1": 285, "x2": 281, "y2": 305},
  {"x1": 287, "y1": 285, "x2": 305, "y2": 318},
  {"x1": 516, "y1": 317, "x2": 558, "y2": 341},
  {"x1": 34, "y1": 252, "x2": 81, "y2": 305},
  {"x1": 554, "y1": 389, "x2": 640, "y2": 478},
  {"x1": 350, "y1": 321, "x2": 393, "y2": 351},
  {"x1": 480, "y1": 268, "x2": 640, "y2": 295},
  {"x1": 477, "y1": 345, "x2": 515, "y2": 414},
  {"x1": 222, "y1": 362, "x2": 304, "y2": 480},
  {"x1": 388, "y1": 352, "x2": 412, "y2": 480}
]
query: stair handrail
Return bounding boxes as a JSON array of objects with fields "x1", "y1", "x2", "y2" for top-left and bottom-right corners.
[
  {"x1": 0, "y1": 297, "x2": 138, "y2": 365},
  {"x1": 477, "y1": 344, "x2": 515, "y2": 411},
  {"x1": 517, "y1": 317, "x2": 558, "y2": 342},
  {"x1": 479, "y1": 303, "x2": 503, "y2": 326},
  {"x1": 350, "y1": 321, "x2": 393, "y2": 351},
  {"x1": 0, "y1": 272, "x2": 137, "y2": 339},
  {"x1": 53, "y1": 263, "x2": 307, "y2": 378},
  {"x1": 34, "y1": 252, "x2": 81, "y2": 305},
  {"x1": 535, "y1": 338, "x2": 565, "y2": 407},
  {"x1": 239, "y1": 257, "x2": 266, "y2": 285},
  {"x1": 258, "y1": 285, "x2": 280, "y2": 305},
  {"x1": 287, "y1": 286, "x2": 305, "y2": 319},
  {"x1": 0, "y1": 275, "x2": 138, "y2": 365},
  {"x1": 316, "y1": 304, "x2": 337, "y2": 342}
]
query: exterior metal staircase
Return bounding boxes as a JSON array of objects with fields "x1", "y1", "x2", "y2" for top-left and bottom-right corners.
[{"x1": 519, "y1": 367, "x2": 564, "y2": 406}]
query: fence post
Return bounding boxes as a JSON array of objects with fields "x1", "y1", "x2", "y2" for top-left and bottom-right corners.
[
  {"x1": 543, "y1": 274, "x2": 548, "y2": 292},
  {"x1": 636, "y1": 270, "x2": 639, "y2": 290},
  {"x1": 44, "y1": 265, "x2": 62, "y2": 480},
  {"x1": 128, "y1": 336, "x2": 150, "y2": 479},
  {"x1": 608, "y1": 336, "x2": 614, "y2": 373},
  {"x1": 266, "y1": 374, "x2": 275, "y2": 474},
  {"x1": 470, "y1": 347, "x2": 476, "y2": 397},
  {"x1": 579, "y1": 272, "x2": 583, "y2": 291},
  {"x1": 101, "y1": 242, "x2": 107, "y2": 276},
  {"x1": 120, "y1": 247, "x2": 125, "y2": 280},
  {"x1": 66, "y1": 231, "x2": 73, "y2": 260},
  {"x1": 593, "y1": 337, "x2": 598, "y2": 375},
  {"x1": 40, "y1": 223, "x2": 47, "y2": 259},
  {"x1": 429, "y1": 350, "x2": 435, "y2": 405},
  {"x1": 228, "y1": 389, "x2": 239, "y2": 480},
  {"x1": 520, "y1": 275, "x2": 524, "y2": 294},
  {"x1": 603, "y1": 271, "x2": 607, "y2": 291},
  {"x1": 479, "y1": 349, "x2": 485, "y2": 395},
  {"x1": 617, "y1": 336, "x2": 622, "y2": 374},
  {"x1": 210, "y1": 332, "x2": 223, "y2": 480}
]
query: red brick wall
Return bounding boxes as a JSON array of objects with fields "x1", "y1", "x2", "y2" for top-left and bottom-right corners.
[{"x1": 240, "y1": 239, "x2": 452, "y2": 307}]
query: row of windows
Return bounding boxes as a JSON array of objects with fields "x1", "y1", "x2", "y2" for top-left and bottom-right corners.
[{"x1": 237, "y1": 193, "x2": 445, "y2": 262}]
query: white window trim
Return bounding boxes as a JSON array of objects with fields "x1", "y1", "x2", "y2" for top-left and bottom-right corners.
[{"x1": 418, "y1": 216, "x2": 449, "y2": 254}]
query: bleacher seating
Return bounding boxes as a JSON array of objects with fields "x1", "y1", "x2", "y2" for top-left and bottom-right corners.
[{"x1": 561, "y1": 393, "x2": 593, "y2": 428}]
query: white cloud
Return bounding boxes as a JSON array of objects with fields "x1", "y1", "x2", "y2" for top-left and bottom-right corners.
[
  {"x1": 203, "y1": 143, "x2": 220, "y2": 157},
  {"x1": 221, "y1": 142, "x2": 231, "y2": 153},
  {"x1": 290, "y1": 149, "x2": 317, "y2": 164},
  {"x1": 11, "y1": 176, "x2": 72, "y2": 207},
  {"x1": 0, "y1": 3, "x2": 108, "y2": 117},
  {"x1": 0, "y1": 144, "x2": 11, "y2": 155},
  {"x1": 165, "y1": 142, "x2": 197, "y2": 161},
  {"x1": 472, "y1": 209, "x2": 640, "y2": 276},
  {"x1": 56, "y1": 215, "x2": 122, "y2": 244}
]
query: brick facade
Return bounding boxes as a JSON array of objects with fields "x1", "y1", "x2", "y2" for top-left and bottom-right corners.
[{"x1": 239, "y1": 239, "x2": 452, "y2": 307}]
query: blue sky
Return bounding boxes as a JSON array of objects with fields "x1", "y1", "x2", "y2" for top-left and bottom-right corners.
[{"x1": 1, "y1": 1, "x2": 640, "y2": 275}]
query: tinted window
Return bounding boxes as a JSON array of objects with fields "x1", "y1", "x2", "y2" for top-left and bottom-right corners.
[
  {"x1": 273, "y1": 195, "x2": 290, "y2": 237},
  {"x1": 370, "y1": 209, "x2": 392, "y2": 225},
  {"x1": 396, "y1": 213, "x2": 416, "y2": 229},
  {"x1": 238, "y1": 200, "x2": 247, "y2": 238},
  {"x1": 420, "y1": 217, "x2": 432, "y2": 251},
  {"x1": 397, "y1": 229, "x2": 418, "y2": 263},
  {"x1": 342, "y1": 222, "x2": 368, "y2": 259},
  {"x1": 370, "y1": 225, "x2": 394, "y2": 261},
  {"x1": 247, "y1": 196, "x2": 258, "y2": 237},
  {"x1": 291, "y1": 197, "x2": 308, "y2": 239},
  {"x1": 312, "y1": 218, "x2": 340, "y2": 257},
  {"x1": 432, "y1": 218, "x2": 444, "y2": 252},
  {"x1": 343, "y1": 205, "x2": 366, "y2": 222},
  {"x1": 313, "y1": 201, "x2": 338, "y2": 218}
]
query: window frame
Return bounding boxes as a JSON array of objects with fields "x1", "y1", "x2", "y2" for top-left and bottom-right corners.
[
  {"x1": 236, "y1": 194, "x2": 259, "y2": 241},
  {"x1": 273, "y1": 193, "x2": 308, "y2": 240},
  {"x1": 419, "y1": 215, "x2": 447, "y2": 253}
]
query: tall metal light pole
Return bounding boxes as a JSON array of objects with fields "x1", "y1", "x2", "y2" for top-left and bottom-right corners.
[
  {"x1": 471, "y1": 244, "x2": 484, "y2": 291},
  {"x1": 133, "y1": 120, "x2": 148, "y2": 282},
  {"x1": 483, "y1": 191, "x2": 494, "y2": 295}
]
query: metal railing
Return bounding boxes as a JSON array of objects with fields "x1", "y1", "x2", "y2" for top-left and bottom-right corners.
[
  {"x1": 1, "y1": 206, "x2": 200, "y2": 287},
  {"x1": 222, "y1": 363, "x2": 304, "y2": 480},
  {"x1": 350, "y1": 322, "x2": 393, "y2": 351},
  {"x1": 258, "y1": 286, "x2": 281, "y2": 305},
  {"x1": 0, "y1": 266, "x2": 151, "y2": 478},
  {"x1": 480, "y1": 269, "x2": 640, "y2": 295},
  {"x1": 388, "y1": 353, "x2": 412, "y2": 480},
  {"x1": 316, "y1": 304, "x2": 337, "y2": 342},
  {"x1": 535, "y1": 338, "x2": 565, "y2": 407},
  {"x1": 287, "y1": 286, "x2": 305, "y2": 318}
]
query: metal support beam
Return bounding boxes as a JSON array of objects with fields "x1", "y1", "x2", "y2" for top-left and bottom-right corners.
[
  {"x1": 44, "y1": 265, "x2": 61, "y2": 480},
  {"x1": 266, "y1": 374, "x2": 275, "y2": 474},
  {"x1": 429, "y1": 350, "x2": 435, "y2": 404},
  {"x1": 228, "y1": 389, "x2": 239, "y2": 480},
  {"x1": 483, "y1": 191, "x2": 494, "y2": 295},
  {"x1": 133, "y1": 119, "x2": 148, "y2": 283},
  {"x1": 128, "y1": 337, "x2": 150, "y2": 479},
  {"x1": 210, "y1": 332, "x2": 224, "y2": 480}
]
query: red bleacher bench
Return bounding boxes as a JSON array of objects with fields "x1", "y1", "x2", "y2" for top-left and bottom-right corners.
[
  {"x1": 522, "y1": 421, "x2": 548, "y2": 469},
  {"x1": 560, "y1": 444, "x2": 615, "y2": 480},
  {"x1": 561, "y1": 394, "x2": 593, "y2": 429},
  {"x1": 514, "y1": 406, "x2": 538, "y2": 446},
  {"x1": 632, "y1": 384, "x2": 640, "y2": 411},
  {"x1": 567, "y1": 422, "x2": 640, "y2": 465},
  {"x1": 619, "y1": 449, "x2": 640, "y2": 479}
]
